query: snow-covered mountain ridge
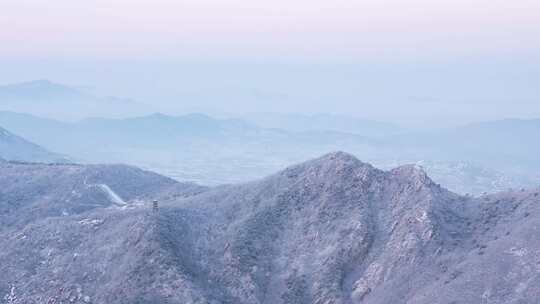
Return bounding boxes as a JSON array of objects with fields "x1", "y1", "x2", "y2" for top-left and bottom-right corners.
[{"x1": 1, "y1": 152, "x2": 539, "y2": 303}]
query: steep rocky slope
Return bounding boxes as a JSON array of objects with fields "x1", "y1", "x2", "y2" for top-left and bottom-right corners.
[{"x1": 1, "y1": 152, "x2": 539, "y2": 303}]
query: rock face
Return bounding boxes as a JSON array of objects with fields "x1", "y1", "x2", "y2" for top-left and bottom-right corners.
[
  {"x1": 0, "y1": 126, "x2": 68, "y2": 163},
  {"x1": 1, "y1": 152, "x2": 540, "y2": 303}
]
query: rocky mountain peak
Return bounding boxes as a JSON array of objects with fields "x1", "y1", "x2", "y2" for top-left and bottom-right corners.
[
  {"x1": 314, "y1": 151, "x2": 371, "y2": 168},
  {"x1": 280, "y1": 151, "x2": 379, "y2": 181},
  {"x1": 390, "y1": 163, "x2": 429, "y2": 180},
  {"x1": 389, "y1": 163, "x2": 437, "y2": 190}
]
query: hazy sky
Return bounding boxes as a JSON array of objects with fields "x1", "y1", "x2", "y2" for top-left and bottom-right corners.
[
  {"x1": 1, "y1": 0, "x2": 539, "y2": 126},
  {"x1": 2, "y1": 0, "x2": 540, "y2": 60}
]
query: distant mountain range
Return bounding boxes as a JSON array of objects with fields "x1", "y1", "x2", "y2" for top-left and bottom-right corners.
[
  {"x1": 0, "y1": 80, "x2": 154, "y2": 120},
  {"x1": 1, "y1": 80, "x2": 538, "y2": 193},
  {"x1": 0, "y1": 125, "x2": 68, "y2": 163},
  {"x1": 0, "y1": 110, "x2": 537, "y2": 194},
  {"x1": 1, "y1": 152, "x2": 539, "y2": 303},
  {"x1": 0, "y1": 110, "x2": 375, "y2": 164}
]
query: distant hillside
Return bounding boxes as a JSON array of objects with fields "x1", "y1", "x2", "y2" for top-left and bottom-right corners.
[
  {"x1": 0, "y1": 126, "x2": 68, "y2": 163},
  {"x1": 0, "y1": 80, "x2": 154, "y2": 120},
  {"x1": 1, "y1": 152, "x2": 539, "y2": 303},
  {"x1": 0, "y1": 110, "x2": 372, "y2": 157}
]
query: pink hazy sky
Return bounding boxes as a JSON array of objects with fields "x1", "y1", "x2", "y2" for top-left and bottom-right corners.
[{"x1": 1, "y1": 0, "x2": 539, "y2": 60}]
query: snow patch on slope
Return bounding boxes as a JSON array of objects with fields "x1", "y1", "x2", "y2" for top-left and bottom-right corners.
[
  {"x1": 96, "y1": 184, "x2": 127, "y2": 206},
  {"x1": 83, "y1": 177, "x2": 127, "y2": 206}
]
